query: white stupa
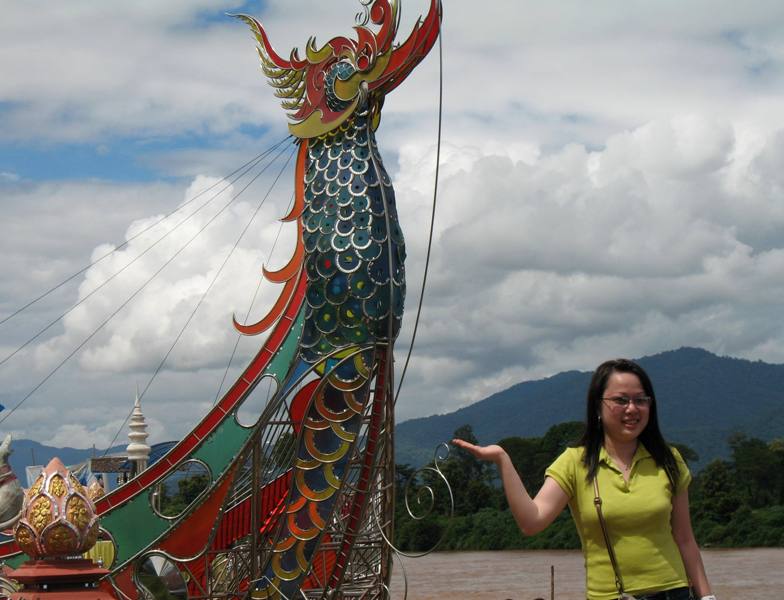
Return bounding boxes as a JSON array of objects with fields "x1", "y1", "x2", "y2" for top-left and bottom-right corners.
[{"x1": 127, "y1": 388, "x2": 151, "y2": 476}]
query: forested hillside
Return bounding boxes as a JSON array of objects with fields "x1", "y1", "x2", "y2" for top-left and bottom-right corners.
[
  {"x1": 394, "y1": 423, "x2": 784, "y2": 551},
  {"x1": 396, "y1": 347, "x2": 784, "y2": 471}
]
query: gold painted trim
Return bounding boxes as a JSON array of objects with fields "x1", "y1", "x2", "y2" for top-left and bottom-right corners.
[
  {"x1": 295, "y1": 469, "x2": 336, "y2": 502},
  {"x1": 274, "y1": 534, "x2": 297, "y2": 552},
  {"x1": 334, "y1": 51, "x2": 391, "y2": 101},
  {"x1": 303, "y1": 429, "x2": 350, "y2": 463},
  {"x1": 305, "y1": 36, "x2": 334, "y2": 63},
  {"x1": 288, "y1": 98, "x2": 359, "y2": 139},
  {"x1": 295, "y1": 541, "x2": 310, "y2": 573},
  {"x1": 287, "y1": 511, "x2": 319, "y2": 541},
  {"x1": 271, "y1": 552, "x2": 301, "y2": 581},
  {"x1": 330, "y1": 420, "x2": 357, "y2": 443},
  {"x1": 323, "y1": 463, "x2": 342, "y2": 490},
  {"x1": 314, "y1": 390, "x2": 355, "y2": 422},
  {"x1": 294, "y1": 457, "x2": 321, "y2": 471}
]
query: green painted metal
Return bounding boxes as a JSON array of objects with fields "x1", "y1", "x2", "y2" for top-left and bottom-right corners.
[
  {"x1": 100, "y1": 308, "x2": 305, "y2": 569},
  {"x1": 193, "y1": 310, "x2": 304, "y2": 475},
  {"x1": 192, "y1": 420, "x2": 249, "y2": 475},
  {"x1": 0, "y1": 308, "x2": 307, "y2": 574},
  {"x1": 264, "y1": 310, "x2": 305, "y2": 381},
  {"x1": 101, "y1": 493, "x2": 170, "y2": 566},
  {"x1": 3, "y1": 551, "x2": 24, "y2": 569}
]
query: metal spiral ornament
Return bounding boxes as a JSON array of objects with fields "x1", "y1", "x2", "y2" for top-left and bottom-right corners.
[{"x1": 375, "y1": 443, "x2": 455, "y2": 560}]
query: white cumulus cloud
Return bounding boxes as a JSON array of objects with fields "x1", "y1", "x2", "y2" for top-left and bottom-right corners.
[
  {"x1": 3, "y1": 1, "x2": 784, "y2": 443},
  {"x1": 391, "y1": 115, "x2": 784, "y2": 419}
]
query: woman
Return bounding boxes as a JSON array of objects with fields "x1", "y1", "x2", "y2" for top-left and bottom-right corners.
[{"x1": 453, "y1": 358, "x2": 715, "y2": 600}]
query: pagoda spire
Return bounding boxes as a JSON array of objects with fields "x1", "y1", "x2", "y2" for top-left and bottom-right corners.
[{"x1": 126, "y1": 387, "x2": 151, "y2": 476}]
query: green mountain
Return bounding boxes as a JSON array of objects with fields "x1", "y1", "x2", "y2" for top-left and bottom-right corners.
[
  {"x1": 6, "y1": 348, "x2": 782, "y2": 480},
  {"x1": 395, "y1": 347, "x2": 784, "y2": 471}
]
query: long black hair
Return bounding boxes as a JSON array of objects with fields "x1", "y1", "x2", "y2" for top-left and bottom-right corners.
[{"x1": 577, "y1": 358, "x2": 681, "y2": 490}]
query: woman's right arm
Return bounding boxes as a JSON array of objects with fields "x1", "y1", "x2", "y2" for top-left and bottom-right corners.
[{"x1": 452, "y1": 439, "x2": 570, "y2": 535}]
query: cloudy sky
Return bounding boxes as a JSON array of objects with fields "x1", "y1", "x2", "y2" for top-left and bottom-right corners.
[{"x1": 2, "y1": 0, "x2": 784, "y2": 449}]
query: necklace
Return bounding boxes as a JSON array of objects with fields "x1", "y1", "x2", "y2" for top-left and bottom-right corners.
[
  {"x1": 604, "y1": 440, "x2": 638, "y2": 475},
  {"x1": 610, "y1": 457, "x2": 630, "y2": 472},
  {"x1": 607, "y1": 449, "x2": 635, "y2": 473}
]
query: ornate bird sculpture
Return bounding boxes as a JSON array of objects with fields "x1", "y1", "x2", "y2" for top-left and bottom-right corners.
[
  {"x1": 233, "y1": 1, "x2": 441, "y2": 597},
  {"x1": 0, "y1": 4, "x2": 441, "y2": 599}
]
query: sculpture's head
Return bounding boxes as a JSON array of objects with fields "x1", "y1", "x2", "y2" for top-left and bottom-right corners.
[
  {"x1": 0, "y1": 434, "x2": 12, "y2": 466},
  {"x1": 236, "y1": 0, "x2": 441, "y2": 139}
]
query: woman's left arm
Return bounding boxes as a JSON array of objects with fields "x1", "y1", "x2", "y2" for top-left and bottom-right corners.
[{"x1": 671, "y1": 488, "x2": 713, "y2": 598}]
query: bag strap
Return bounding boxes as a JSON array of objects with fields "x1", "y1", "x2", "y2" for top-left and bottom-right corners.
[{"x1": 593, "y1": 476, "x2": 625, "y2": 596}]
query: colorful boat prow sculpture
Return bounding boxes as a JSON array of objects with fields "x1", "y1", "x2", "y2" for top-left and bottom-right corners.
[{"x1": 0, "y1": 2, "x2": 441, "y2": 598}]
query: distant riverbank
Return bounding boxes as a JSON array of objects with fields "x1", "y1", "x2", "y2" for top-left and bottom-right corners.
[{"x1": 388, "y1": 548, "x2": 784, "y2": 599}]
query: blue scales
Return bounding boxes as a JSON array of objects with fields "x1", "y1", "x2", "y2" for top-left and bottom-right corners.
[{"x1": 301, "y1": 103, "x2": 406, "y2": 369}]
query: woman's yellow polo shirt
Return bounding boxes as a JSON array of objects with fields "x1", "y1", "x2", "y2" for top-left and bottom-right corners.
[{"x1": 545, "y1": 444, "x2": 691, "y2": 600}]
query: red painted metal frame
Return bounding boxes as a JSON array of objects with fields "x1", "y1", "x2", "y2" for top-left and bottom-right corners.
[
  {"x1": 109, "y1": 269, "x2": 304, "y2": 509},
  {"x1": 326, "y1": 350, "x2": 388, "y2": 588},
  {"x1": 0, "y1": 271, "x2": 307, "y2": 560},
  {"x1": 211, "y1": 472, "x2": 292, "y2": 551}
]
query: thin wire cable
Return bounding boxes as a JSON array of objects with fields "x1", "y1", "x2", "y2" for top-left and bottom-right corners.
[
  {"x1": 0, "y1": 139, "x2": 291, "y2": 369},
  {"x1": 0, "y1": 136, "x2": 291, "y2": 328},
  {"x1": 102, "y1": 148, "x2": 296, "y2": 454},
  {"x1": 78, "y1": 14, "x2": 442, "y2": 452},
  {"x1": 213, "y1": 190, "x2": 296, "y2": 405},
  {"x1": 394, "y1": 20, "x2": 443, "y2": 406},
  {"x1": 0, "y1": 144, "x2": 293, "y2": 427}
]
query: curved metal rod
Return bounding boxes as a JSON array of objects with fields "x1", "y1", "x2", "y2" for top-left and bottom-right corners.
[
  {"x1": 90, "y1": 527, "x2": 119, "y2": 569},
  {"x1": 207, "y1": 543, "x2": 252, "y2": 594},
  {"x1": 256, "y1": 345, "x2": 382, "y2": 577},
  {"x1": 393, "y1": 21, "x2": 443, "y2": 407},
  {"x1": 373, "y1": 443, "x2": 454, "y2": 558},
  {"x1": 387, "y1": 545, "x2": 410, "y2": 600},
  {"x1": 0, "y1": 136, "x2": 292, "y2": 329},
  {"x1": 0, "y1": 512, "x2": 21, "y2": 532},
  {"x1": 101, "y1": 144, "x2": 297, "y2": 452},
  {"x1": 233, "y1": 374, "x2": 280, "y2": 430},
  {"x1": 246, "y1": 575, "x2": 296, "y2": 599},
  {"x1": 131, "y1": 550, "x2": 191, "y2": 600},
  {"x1": 148, "y1": 458, "x2": 213, "y2": 522},
  {"x1": 0, "y1": 576, "x2": 19, "y2": 597},
  {"x1": 106, "y1": 573, "x2": 138, "y2": 600},
  {"x1": 103, "y1": 449, "x2": 244, "y2": 571}
]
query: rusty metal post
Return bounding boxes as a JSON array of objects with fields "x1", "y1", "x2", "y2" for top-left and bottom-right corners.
[
  {"x1": 250, "y1": 431, "x2": 261, "y2": 583},
  {"x1": 551, "y1": 564, "x2": 555, "y2": 600}
]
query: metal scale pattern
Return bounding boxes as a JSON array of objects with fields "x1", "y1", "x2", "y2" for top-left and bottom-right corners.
[
  {"x1": 255, "y1": 105, "x2": 403, "y2": 598},
  {"x1": 234, "y1": 1, "x2": 441, "y2": 597},
  {"x1": 301, "y1": 105, "x2": 404, "y2": 365},
  {"x1": 0, "y1": 3, "x2": 440, "y2": 600}
]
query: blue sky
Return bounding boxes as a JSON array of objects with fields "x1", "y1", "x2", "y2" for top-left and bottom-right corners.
[{"x1": 2, "y1": 0, "x2": 784, "y2": 449}]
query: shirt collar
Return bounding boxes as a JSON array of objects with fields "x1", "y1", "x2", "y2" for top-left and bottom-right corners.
[{"x1": 599, "y1": 442, "x2": 651, "y2": 469}]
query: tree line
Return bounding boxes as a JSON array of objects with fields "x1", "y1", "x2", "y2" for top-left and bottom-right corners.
[{"x1": 393, "y1": 423, "x2": 784, "y2": 551}]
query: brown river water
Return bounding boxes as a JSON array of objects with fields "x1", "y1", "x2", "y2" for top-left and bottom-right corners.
[{"x1": 388, "y1": 548, "x2": 784, "y2": 599}]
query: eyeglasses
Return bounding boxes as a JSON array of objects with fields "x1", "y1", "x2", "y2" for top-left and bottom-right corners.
[{"x1": 602, "y1": 396, "x2": 651, "y2": 410}]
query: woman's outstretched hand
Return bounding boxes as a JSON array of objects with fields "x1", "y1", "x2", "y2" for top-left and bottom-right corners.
[
  {"x1": 451, "y1": 438, "x2": 508, "y2": 465},
  {"x1": 453, "y1": 438, "x2": 570, "y2": 538}
]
